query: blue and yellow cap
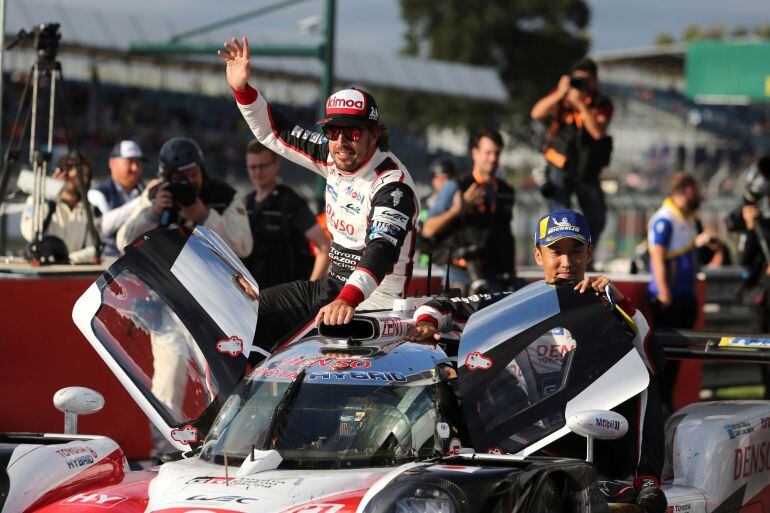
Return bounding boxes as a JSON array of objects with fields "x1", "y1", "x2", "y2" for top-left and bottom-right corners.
[{"x1": 534, "y1": 209, "x2": 592, "y2": 246}]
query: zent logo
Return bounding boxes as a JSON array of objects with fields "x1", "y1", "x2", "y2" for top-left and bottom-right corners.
[
  {"x1": 465, "y1": 351, "x2": 492, "y2": 370},
  {"x1": 216, "y1": 336, "x2": 244, "y2": 357},
  {"x1": 289, "y1": 505, "x2": 345, "y2": 513},
  {"x1": 171, "y1": 424, "x2": 199, "y2": 444}
]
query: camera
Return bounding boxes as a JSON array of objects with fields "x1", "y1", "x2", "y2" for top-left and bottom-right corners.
[
  {"x1": 743, "y1": 156, "x2": 770, "y2": 205},
  {"x1": 569, "y1": 75, "x2": 588, "y2": 92},
  {"x1": 148, "y1": 178, "x2": 197, "y2": 207},
  {"x1": 6, "y1": 23, "x2": 61, "y2": 63}
]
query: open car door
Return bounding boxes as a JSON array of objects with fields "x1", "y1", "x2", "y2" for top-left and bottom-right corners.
[
  {"x1": 458, "y1": 281, "x2": 650, "y2": 455},
  {"x1": 72, "y1": 226, "x2": 262, "y2": 450}
]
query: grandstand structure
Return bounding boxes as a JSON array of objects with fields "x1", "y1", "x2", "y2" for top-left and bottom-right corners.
[
  {"x1": 594, "y1": 42, "x2": 770, "y2": 195},
  {"x1": 1, "y1": 1, "x2": 510, "y2": 199}
]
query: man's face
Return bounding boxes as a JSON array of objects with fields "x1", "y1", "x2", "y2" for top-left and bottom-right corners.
[
  {"x1": 63, "y1": 163, "x2": 91, "y2": 197},
  {"x1": 684, "y1": 184, "x2": 703, "y2": 211},
  {"x1": 431, "y1": 173, "x2": 451, "y2": 192},
  {"x1": 534, "y1": 238, "x2": 592, "y2": 283},
  {"x1": 327, "y1": 125, "x2": 380, "y2": 173},
  {"x1": 109, "y1": 157, "x2": 142, "y2": 191},
  {"x1": 471, "y1": 136, "x2": 501, "y2": 176},
  {"x1": 171, "y1": 164, "x2": 204, "y2": 192},
  {"x1": 246, "y1": 152, "x2": 279, "y2": 189}
]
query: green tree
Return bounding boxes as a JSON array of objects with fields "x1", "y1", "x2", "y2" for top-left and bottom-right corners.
[
  {"x1": 654, "y1": 32, "x2": 675, "y2": 45},
  {"x1": 382, "y1": 0, "x2": 590, "y2": 136},
  {"x1": 754, "y1": 24, "x2": 770, "y2": 39},
  {"x1": 682, "y1": 24, "x2": 704, "y2": 41},
  {"x1": 731, "y1": 25, "x2": 749, "y2": 38},
  {"x1": 705, "y1": 23, "x2": 726, "y2": 40}
]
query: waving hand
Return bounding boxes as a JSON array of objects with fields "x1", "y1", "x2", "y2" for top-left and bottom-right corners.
[{"x1": 218, "y1": 37, "x2": 251, "y2": 91}]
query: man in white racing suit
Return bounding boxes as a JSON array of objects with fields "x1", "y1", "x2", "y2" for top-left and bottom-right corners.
[
  {"x1": 219, "y1": 37, "x2": 419, "y2": 352},
  {"x1": 407, "y1": 209, "x2": 667, "y2": 513}
]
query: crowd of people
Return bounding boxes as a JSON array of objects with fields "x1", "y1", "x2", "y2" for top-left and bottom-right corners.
[{"x1": 14, "y1": 37, "x2": 770, "y2": 513}]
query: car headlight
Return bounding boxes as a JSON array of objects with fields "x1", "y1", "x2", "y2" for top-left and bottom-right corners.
[
  {"x1": 395, "y1": 486, "x2": 455, "y2": 513},
  {"x1": 365, "y1": 479, "x2": 468, "y2": 513}
]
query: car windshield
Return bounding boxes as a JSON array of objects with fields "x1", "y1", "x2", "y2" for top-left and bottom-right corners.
[{"x1": 200, "y1": 367, "x2": 443, "y2": 469}]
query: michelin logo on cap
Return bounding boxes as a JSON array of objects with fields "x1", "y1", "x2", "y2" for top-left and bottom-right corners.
[{"x1": 534, "y1": 209, "x2": 591, "y2": 246}]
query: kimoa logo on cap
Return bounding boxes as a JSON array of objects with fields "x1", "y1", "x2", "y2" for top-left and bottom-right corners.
[{"x1": 327, "y1": 89, "x2": 366, "y2": 115}]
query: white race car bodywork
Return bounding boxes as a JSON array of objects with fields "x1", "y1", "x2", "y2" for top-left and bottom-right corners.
[{"x1": 663, "y1": 401, "x2": 770, "y2": 513}]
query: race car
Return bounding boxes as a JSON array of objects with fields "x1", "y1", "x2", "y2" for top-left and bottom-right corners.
[{"x1": 3, "y1": 225, "x2": 770, "y2": 513}]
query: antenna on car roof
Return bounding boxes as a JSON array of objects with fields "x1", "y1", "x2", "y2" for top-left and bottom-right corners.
[
  {"x1": 426, "y1": 251, "x2": 433, "y2": 297},
  {"x1": 443, "y1": 247, "x2": 452, "y2": 295},
  {"x1": 223, "y1": 448, "x2": 229, "y2": 486}
]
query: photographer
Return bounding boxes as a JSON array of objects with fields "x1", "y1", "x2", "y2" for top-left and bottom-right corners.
[
  {"x1": 421, "y1": 128, "x2": 516, "y2": 293},
  {"x1": 726, "y1": 156, "x2": 770, "y2": 393},
  {"x1": 531, "y1": 57, "x2": 613, "y2": 248},
  {"x1": 20, "y1": 152, "x2": 100, "y2": 263},
  {"x1": 116, "y1": 137, "x2": 252, "y2": 257}
]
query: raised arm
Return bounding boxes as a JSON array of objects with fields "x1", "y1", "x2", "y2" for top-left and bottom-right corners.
[{"x1": 219, "y1": 37, "x2": 330, "y2": 176}]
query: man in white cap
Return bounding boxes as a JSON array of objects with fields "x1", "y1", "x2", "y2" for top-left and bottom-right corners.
[
  {"x1": 219, "y1": 36, "x2": 419, "y2": 353},
  {"x1": 88, "y1": 140, "x2": 146, "y2": 256}
]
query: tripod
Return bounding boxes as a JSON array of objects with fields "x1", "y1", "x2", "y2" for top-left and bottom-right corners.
[{"x1": 0, "y1": 25, "x2": 102, "y2": 263}]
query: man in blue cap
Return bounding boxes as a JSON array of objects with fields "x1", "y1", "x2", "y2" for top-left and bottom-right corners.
[{"x1": 407, "y1": 208, "x2": 666, "y2": 513}]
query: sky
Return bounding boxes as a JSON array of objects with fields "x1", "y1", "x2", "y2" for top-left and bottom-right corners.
[{"x1": 12, "y1": 0, "x2": 770, "y2": 55}]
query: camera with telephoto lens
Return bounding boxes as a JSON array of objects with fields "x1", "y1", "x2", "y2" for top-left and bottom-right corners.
[
  {"x1": 569, "y1": 74, "x2": 588, "y2": 92},
  {"x1": 743, "y1": 156, "x2": 770, "y2": 205}
]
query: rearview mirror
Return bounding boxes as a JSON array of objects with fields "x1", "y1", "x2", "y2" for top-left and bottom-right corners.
[
  {"x1": 567, "y1": 410, "x2": 628, "y2": 462},
  {"x1": 53, "y1": 387, "x2": 104, "y2": 434}
]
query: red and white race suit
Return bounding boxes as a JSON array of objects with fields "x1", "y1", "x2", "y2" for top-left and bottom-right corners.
[{"x1": 234, "y1": 86, "x2": 419, "y2": 309}]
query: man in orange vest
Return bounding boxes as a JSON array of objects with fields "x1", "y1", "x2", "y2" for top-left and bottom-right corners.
[{"x1": 531, "y1": 57, "x2": 614, "y2": 249}]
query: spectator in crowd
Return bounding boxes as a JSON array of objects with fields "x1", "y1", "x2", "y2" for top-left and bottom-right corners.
[
  {"x1": 421, "y1": 128, "x2": 515, "y2": 292},
  {"x1": 422, "y1": 157, "x2": 457, "y2": 213},
  {"x1": 407, "y1": 209, "x2": 666, "y2": 513},
  {"x1": 87, "y1": 140, "x2": 146, "y2": 257},
  {"x1": 726, "y1": 155, "x2": 770, "y2": 396},
  {"x1": 116, "y1": 136, "x2": 252, "y2": 257},
  {"x1": 21, "y1": 152, "x2": 101, "y2": 263},
  {"x1": 647, "y1": 172, "x2": 719, "y2": 409},
  {"x1": 241, "y1": 140, "x2": 330, "y2": 288},
  {"x1": 531, "y1": 57, "x2": 614, "y2": 248}
]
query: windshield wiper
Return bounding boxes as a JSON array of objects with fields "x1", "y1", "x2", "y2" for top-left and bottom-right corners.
[{"x1": 262, "y1": 368, "x2": 306, "y2": 450}]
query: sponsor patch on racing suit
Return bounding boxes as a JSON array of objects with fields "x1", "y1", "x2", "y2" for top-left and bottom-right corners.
[{"x1": 235, "y1": 86, "x2": 418, "y2": 308}]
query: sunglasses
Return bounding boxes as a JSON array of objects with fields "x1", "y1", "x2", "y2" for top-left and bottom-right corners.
[{"x1": 322, "y1": 126, "x2": 364, "y2": 142}]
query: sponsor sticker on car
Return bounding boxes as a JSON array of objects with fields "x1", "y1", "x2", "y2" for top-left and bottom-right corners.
[
  {"x1": 719, "y1": 337, "x2": 770, "y2": 348},
  {"x1": 61, "y1": 492, "x2": 127, "y2": 508},
  {"x1": 55, "y1": 446, "x2": 98, "y2": 470},
  {"x1": 186, "y1": 476, "x2": 294, "y2": 488},
  {"x1": 171, "y1": 424, "x2": 199, "y2": 445},
  {"x1": 464, "y1": 351, "x2": 492, "y2": 370},
  {"x1": 216, "y1": 336, "x2": 244, "y2": 357}
]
